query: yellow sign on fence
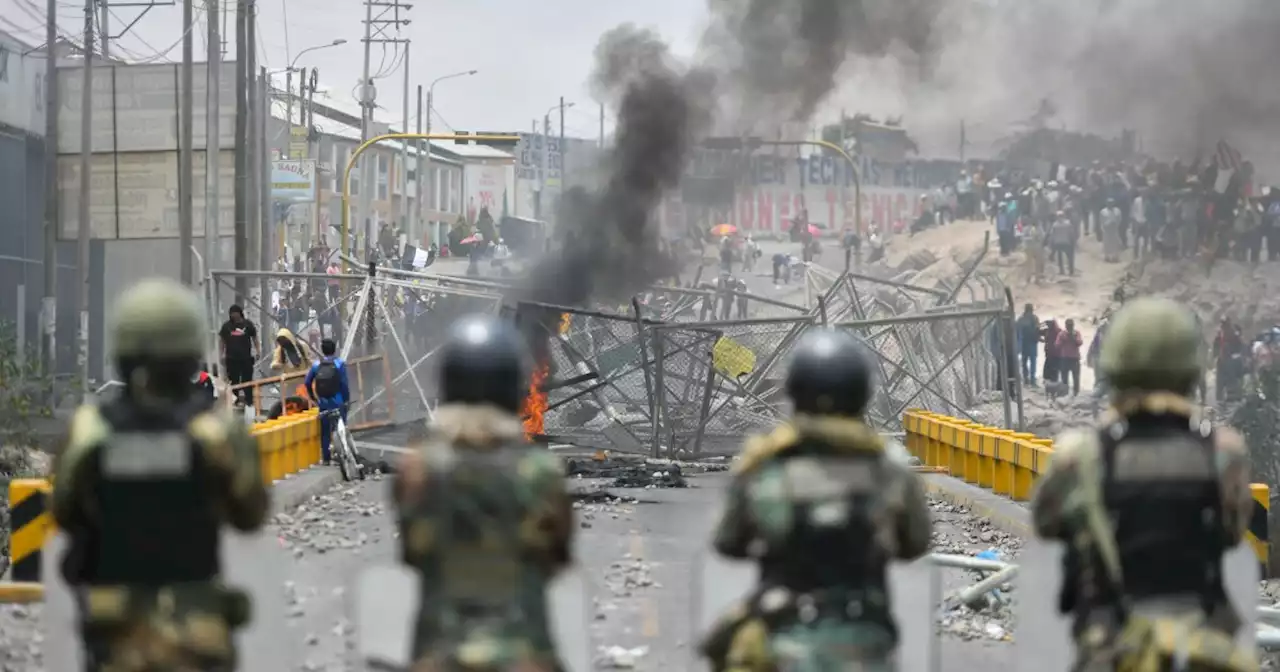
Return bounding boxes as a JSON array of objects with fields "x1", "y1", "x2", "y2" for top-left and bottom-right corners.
[{"x1": 712, "y1": 337, "x2": 756, "y2": 380}]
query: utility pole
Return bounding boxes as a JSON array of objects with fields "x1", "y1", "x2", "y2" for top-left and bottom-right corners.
[
  {"x1": 203, "y1": 0, "x2": 221, "y2": 286},
  {"x1": 599, "y1": 103, "x2": 604, "y2": 149},
  {"x1": 541, "y1": 115, "x2": 549, "y2": 219},
  {"x1": 258, "y1": 66, "x2": 271, "y2": 343},
  {"x1": 357, "y1": 0, "x2": 411, "y2": 260},
  {"x1": 959, "y1": 119, "x2": 967, "y2": 163},
  {"x1": 179, "y1": 0, "x2": 194, "y2": 285},
  {"x1": 558, "y1": 96, "x2": 566, "y2": 190},
  {"x1": 533, "y1": 118, "x2": 541, "y2": 220},
  {"x1": 77, "y1": 0, "x2": 94, "y2": 398},
  {"x1": 285, "y1": 69, "x2": 293, "y2": 127},
  {"x1": 415, "y1": 84, "x2": 423, "y2": 244},
  {"x1": 98, "y1": 0, "x2": 109, "y2": 59},
  {"x1": 233, "y1": 0, "x2": 251, "y2": 300},
  {"x1": 42, "y1": 0, "x2": 59, "y2": 376},
  {"x1": 398, "y1": 42, "x2": 409, "y2": 233}
]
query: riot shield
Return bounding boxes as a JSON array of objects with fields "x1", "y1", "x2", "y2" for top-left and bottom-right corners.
[
  {"x1": 890, "y1": 558, "x2": 940, "y2": 672},
  {"x1": 352, "y1": 564, "x2": 592, "y2": 671},
  {"x1": 1017, "y1": 537, "x2": 1260, "y2": 669},
  {"x1": 1015, "y1": 537, "x2": 1074, "y2": 672},
  {"x1": 42, "y1": 528, "x2": 289, "y2": 671},
  {"x1": 694, "y1": 545, "x2": 938, "y2": 671},
  {"x1": 1222, "y1": 543, "x2": 1259, "y2": 655},
  {"x1": 42, "y1": 531, "x2": 83, "y2": 671}
]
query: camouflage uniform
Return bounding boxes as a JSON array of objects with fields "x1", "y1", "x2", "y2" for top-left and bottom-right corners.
[
  {"x1": 701, "y1": 329, "x2": 932, "y2": 672},
  {"x1": 51, "y1": 278, "x2": 270, "y2": 671},
  {"x1": 391, "y1": 315, "x2": 573, "y2": 672},
  {"x1": 1031, "y1": 297, "x2": 1256, "y2": 672}
]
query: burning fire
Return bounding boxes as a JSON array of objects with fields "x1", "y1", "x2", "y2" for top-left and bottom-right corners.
[
  {"x1": 522, "y1": 363, "x2": 550, "y2": 440},
  {"x1": 521, "y1": 313, "x2": 569, "y2": 441}
]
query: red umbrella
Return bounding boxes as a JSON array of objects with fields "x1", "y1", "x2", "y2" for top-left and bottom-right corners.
[
  {"x1": 807, "y1": 225, "x2": 822, "y2": 236},
  {"x1": 460, "y1": 234, "x2": 480, "y2": 245}
]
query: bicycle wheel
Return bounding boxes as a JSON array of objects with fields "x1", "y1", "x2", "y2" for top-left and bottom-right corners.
[{"x1": 334, "y1": 416, "x2": 363, "y2": 482}]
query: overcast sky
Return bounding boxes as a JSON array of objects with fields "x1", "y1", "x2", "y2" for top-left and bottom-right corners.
[{"x1": 0, "y1": 0, "x2": 708, "y2": 140}]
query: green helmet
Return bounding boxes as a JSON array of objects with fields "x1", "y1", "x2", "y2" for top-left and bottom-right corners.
[
  {"x1": 111, "y1": 278, "x2": 207, "y2": 360},
  {"x1": 1099, "y1": 297, "x2": 1202, "y2": 390}
]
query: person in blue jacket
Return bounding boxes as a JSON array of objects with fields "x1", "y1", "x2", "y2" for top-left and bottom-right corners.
[{"x1": 305, "y1": 338, "x2": 350, "y2": 464}]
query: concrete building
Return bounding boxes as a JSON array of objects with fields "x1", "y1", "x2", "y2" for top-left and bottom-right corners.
[
  {"x1": 265, "y1": 85, "x2": 517, "y2": 257},
  {"x1": 0, "y1": 29, "x2": 79, "y2": 375}
]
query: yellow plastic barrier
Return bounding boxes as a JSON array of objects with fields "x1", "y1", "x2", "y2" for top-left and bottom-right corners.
[
  {"x1": 4, "y1": 411, "x2": 323, "y2": 593},
  {"x1": 903, "y1": 409, "x2": 1271, "y2": 574}
]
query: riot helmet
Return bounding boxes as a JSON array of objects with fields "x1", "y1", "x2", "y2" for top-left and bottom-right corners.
[
  {"x1": 785, "y1": 328, "x2": 876, "y2": 417},
  {"x1": 1099, "y1": 297, "x2": 1202, "y2": 394},
  {"x1": 438, "y1": 314, "x2": 531, "y2": 413},
  {"x1": 111, "y1": 278, "x2": 208, "y2": 400}
]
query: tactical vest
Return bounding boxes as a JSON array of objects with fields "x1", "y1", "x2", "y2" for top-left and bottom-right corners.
[
  {"x1": 418, "y1": 442, "x2": 551, "y2": 637},
  {"x1": 1082, "y1": 413, "x2": 1226, "y2": 622},
  {"x1": 83, "y1": 399, "x2": 221, "y2": 584},
  {"x1": 755, "y1": 442, "x2": 892, "y2": 624}
]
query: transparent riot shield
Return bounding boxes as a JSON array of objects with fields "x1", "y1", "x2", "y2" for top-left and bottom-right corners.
[
  {"x1": 1017, "y1": 537, "x2": 1260, "y2": 669},
  {"x1": 1015, "y1": 537, "x2": 1073, "y2": 672},
  {"x1": 352, "y1": 563, "x2": 592, "y2": 671},
  {"x1": 1222, "y1": 543, "x2": 1259, "y2": 656},
  {"x1": 42, "y1": 528, "x2": 289, "y2": 671},
  {"x1": 694, "y1": 532, "x2": 938, "y2": 670},
  {"x1": 890, "y1": 558, "x2": 940, "y2": 672},
  {"x1": 42, "y1": 531, "x2": 83, "y2": 671}
]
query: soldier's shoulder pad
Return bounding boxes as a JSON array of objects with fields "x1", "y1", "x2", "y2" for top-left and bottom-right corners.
[
  {"x1": 68, "y1": 404, "x2": 109, "y2": 447},
  {"x1": 1213, "y1": 425, "x2": 1247, "y2": 456},
  {"x1": 517, "y1": 448, "x2": 567, "y2": 484},
  {"x1": 188, "y1": 411, "x2": 234, "y2": 446},
  {"x1": 1048, "y1": 427, "x2": 1098, "y2": 465},
  {"x1": 734, "y1": 425, "x2": 799, "y2": 475}
]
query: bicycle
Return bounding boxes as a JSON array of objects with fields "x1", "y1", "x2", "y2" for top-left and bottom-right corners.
[{"x1": 329, "y1": 410, "x2": 364, "y2": 482}]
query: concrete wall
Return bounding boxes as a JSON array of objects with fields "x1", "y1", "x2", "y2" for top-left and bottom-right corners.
[
  {"x1": 94, "y1": 236, "x2": 236, "y2": 381},
  {"x1": 0, "y1": 126, "x2": 80, "y2": 377}
]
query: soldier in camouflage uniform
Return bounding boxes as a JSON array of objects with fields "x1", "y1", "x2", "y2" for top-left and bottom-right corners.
[
  {"x1": 392, "y1": 314, "x2": 574, "y2": 671},
  {"x1": 700, "y1": 328, "x2": 933, "y2": 672},
  {"x1": 51, "y1": 278, "x2": 270, "y2": 671},
  {"x1": 1030, "y1": 297, "x2": 1257, "y2": 672}
]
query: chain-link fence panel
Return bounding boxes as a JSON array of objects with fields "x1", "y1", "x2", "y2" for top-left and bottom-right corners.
[{"x1": 836, "y1": 307, "x2": 1012, "y2": 431}]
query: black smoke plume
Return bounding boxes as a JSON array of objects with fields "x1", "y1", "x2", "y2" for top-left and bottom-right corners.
[{"x1": 515, "y1": 2, "x2": 945, "y2": 358}]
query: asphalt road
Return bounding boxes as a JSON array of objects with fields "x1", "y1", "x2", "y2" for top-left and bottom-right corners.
[{"x1": 1, "y1": 469, "x2": 1019, "y2": 672}]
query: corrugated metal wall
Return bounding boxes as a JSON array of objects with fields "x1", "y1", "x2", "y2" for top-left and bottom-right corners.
[{"x1": 0, "y1": 128, "x2": 79, "y2": 376}]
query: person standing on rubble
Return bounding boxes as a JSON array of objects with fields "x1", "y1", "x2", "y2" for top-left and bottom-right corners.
[
  {"x1": 52, "y1": 279, "x2": 269, "y2": 669},
  {"x1": 1017, "y1": 304, "x2": 1041, "y2": 387},
  {"x1": 699, "y1": 328, "x2": 932, "y2": 671},
  {"x1": 391, "y1": 314, "x2": 574, "y2": 671},
  {"x1": 1030, "y1": 297, "x2": 1256, "y2": 672}
]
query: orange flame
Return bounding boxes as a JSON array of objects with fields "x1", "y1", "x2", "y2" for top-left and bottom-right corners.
[
  {"x1": 521, "y1": 313, "x2": 567, "y2": 441},
  {"x1": 522, "y1": 362, "x2": 550, "y2": 440}
]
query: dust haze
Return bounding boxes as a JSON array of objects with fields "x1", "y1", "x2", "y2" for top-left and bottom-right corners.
[{"x1": 830, "y1": 0, "x2": 1280, "y2": 165}]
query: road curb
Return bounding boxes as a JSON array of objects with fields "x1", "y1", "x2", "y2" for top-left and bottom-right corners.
[
  {"x1": 923, "y1": 474, "x2": 1033, "y2": 538},
  {"x1": 271, "y1": 468, "x2": 345, "y2": 515}
]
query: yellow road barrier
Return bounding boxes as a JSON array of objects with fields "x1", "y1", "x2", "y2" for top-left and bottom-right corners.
[
  {"x1": 4, "y1": 412, "x2": 322, "y2": 590},
  {"x1": 903, "y1": 409, "x2": 1271, "y2": 575}
]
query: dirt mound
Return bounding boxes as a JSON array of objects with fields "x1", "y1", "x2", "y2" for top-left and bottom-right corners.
[{"x1": 1133, "y1": 258, "x2": 1280, "y2": 337}]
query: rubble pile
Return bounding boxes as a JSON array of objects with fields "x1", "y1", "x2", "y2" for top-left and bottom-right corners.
[
  {"x1": 929, "y1": 496, "x2": 1021, "y2": 643},
  {"x1": 566, "y1": 454, "x2": 729, "y2": 489}
]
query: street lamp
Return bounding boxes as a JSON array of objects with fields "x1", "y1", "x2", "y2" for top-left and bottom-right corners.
[
  {"x1": 419, "y1": 69, "x2": 479, "y2": 245},
  {"x1": 283, "y1": 39, "x2": 347, "y2": 125}
]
